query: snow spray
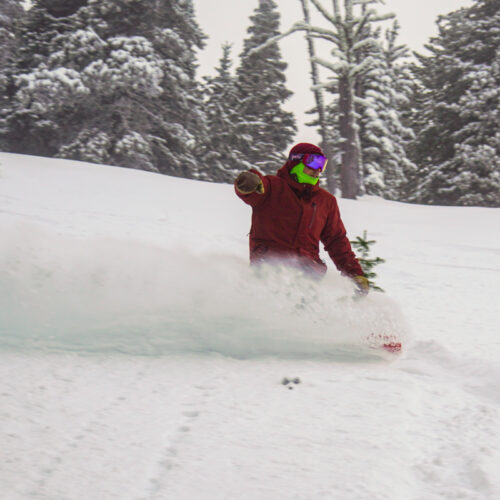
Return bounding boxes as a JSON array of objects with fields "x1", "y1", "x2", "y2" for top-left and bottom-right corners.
[{"x1": 0, "y1": 223, "x2": 409, "y2": 358}]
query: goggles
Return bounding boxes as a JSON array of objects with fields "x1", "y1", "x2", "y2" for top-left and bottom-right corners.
[{"x1": 290, "y1": 153, "x2": 328, "y2": 172}]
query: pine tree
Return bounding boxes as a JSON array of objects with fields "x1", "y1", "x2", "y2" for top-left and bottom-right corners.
[
  {"x1": 0, "y1": 0, "x2": 24, "y2": 149},
  {"x1": 3, "y1": 0, "x2": 207, "y2": 177},
  {"x1": 2, "y1": 1, "x2": 80, "y2": 156},
  {"x1": 296, "y1": 0, "x2": 395, "y2": 198},
  {"x1": 410, "y1": 0, "x2": 500, "y2": 206},
  {"x1": 360, "y1": 21, "x2": 416, "y2": 199},
  {"x1": 245, "y1": 0, "x2": 415, "y2": 198},
  {"x1": 383, "y1": 23, "x2": 417, "y2": 195},
  {"x1": 80, "y1": 0, "x2": 208, "y2": 176},
  {"x1": 236, "y1": 0, "x2": 297, "y2": 174},
  {"x1": 311, "y1": 0, "x2": 395, "y2": 198},
  {"x1": 350, "y1": 230, "x2": 385, "y2": 292},
  {"x1": 199, "y1": 44, "x2": 251, "y2": 183},
  {"x1": 299, "y1": 0, "x2": 337, "y2": 193},
  {"x1": 0, "y1": 0, "x2": 23, "y2": 81},
  {"x1": 16, "y1": 0, "x2": 86, "y2": 71}
]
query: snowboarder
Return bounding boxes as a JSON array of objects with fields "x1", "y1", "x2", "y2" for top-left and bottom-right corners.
[{"x1": 234, "y1": 142, "x2": 369, "y2": 294}]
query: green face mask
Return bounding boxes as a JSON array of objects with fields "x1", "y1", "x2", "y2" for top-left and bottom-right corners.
[{"x1": 290, "y1": 162, "x2": 319, "y2": 185}]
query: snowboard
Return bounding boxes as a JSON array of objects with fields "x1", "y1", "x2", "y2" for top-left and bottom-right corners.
[{"x1": 366, "y1": 333, "x2": 402, "y2": 354}]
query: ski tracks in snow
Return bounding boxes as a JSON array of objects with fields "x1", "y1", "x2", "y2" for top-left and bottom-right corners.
[
  {"x1": 396, "y1": 340, "x2": 500, "y2": 499},
  {"x1": 30, "y1": 367, "x2": 146, "y2": 499},
  {"x1": 0, "y1": 353, "x2": 229, "y2": 500},
  {"x1": 1, "y1": 348, "x2": 499, "y2": 500},
  {"x1": 145, "y1": 375, "x2": 221, "y2": 499}
]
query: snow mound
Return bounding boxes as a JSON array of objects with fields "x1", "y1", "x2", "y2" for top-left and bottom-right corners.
[{"x1": 0, "y1": 223, "x2": 409, "y2": 358}]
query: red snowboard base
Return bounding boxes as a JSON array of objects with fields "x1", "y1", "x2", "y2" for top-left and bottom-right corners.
[
  {"x1": 381, "y1": 341, "x2": 402, "y2": 353},
  {"x1": 366, "y1": 333, "x2": 402, "y2": 353}
]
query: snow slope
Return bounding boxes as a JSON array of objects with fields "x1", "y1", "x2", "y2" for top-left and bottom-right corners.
[{"x1": 0, "y1": 153, "x2": 499, "y2": 500}]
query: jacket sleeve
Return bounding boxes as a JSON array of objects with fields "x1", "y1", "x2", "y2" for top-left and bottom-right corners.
[
  {"x1": 234, "y1": 169, "x2": 270, "y2": 208},
  {"x1": 320, "y1": 198, "x2": 364, "y2": 277}
]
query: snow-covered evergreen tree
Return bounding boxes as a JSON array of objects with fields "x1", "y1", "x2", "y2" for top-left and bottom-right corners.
[
  {"x1": 299, "y1": 0, "x2": 337, "y2": 193},
  {"x1": 0, "y1": 0, "x2": 23, "y2": 150},
  {"x1": 199, "y1": 44, "x2": 251, "y2": 183},
  {"x1": 411, "y1": 0, "x2": 500, "y2": 206},
  {"x1": 2, "y1": 1, "x2": 77, "y2": 156},
  {"x1": 248, "y1": 1, "x2": 415, "y2": 199},
  {"x1": 80, "y1": 0, "x2": 208, "y2": 176},
  {"x1": 299, "y1": 0, "x2": 394, "y2": 198},
  {"x1": 3, "y1": 0, "x2": 207, "y2": 177},
  {"x1": 236, "y1": 0, "x2": 296, "y2": 173},
  {"x1": 360, "y1": 21, "x2": 416, "y2": 199},
  {"x1": 0, "y1": 0, "x2": 23, "y2": 84},
  {"x1": 15, "y1": 0, "x2": 86, "y2": 71}
]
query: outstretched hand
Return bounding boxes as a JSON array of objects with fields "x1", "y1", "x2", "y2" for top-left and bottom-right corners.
[{"x1": 235, "y1": 171, "x2": 264, "y2": 195}]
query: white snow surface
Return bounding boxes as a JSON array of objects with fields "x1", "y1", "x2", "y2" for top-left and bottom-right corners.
[{"x1": 0, "y1": 153, "x2": 499, "y2": 500}]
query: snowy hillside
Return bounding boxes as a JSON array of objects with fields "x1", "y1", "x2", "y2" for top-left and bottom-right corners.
[{"x1": 0, "y1": 153, "x2": 499, "y2": 500}]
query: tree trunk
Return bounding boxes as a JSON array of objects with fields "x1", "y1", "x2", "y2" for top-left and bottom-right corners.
[
  {"x1": 334, "y1": 0, "x2": 360, "y2": 199},
  {"x1": 300, "y1": 0, "x2": 336, "y2": 194},
  {"x1": 338, "y1": 75, "x2": 359, "y2": 198}
]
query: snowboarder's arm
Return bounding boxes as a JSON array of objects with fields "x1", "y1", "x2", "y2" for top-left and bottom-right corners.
[
  {"x1": 321, "y1": 199, "x2": 364, "y2": 278},
  {"x1": 234, "y1": 169, "x2": 270, "y2": 207}
]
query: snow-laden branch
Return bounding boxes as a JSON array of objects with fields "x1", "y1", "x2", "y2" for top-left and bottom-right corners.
[
  {"x1": 352, "y1": 37, "x2": 378, "y2": 52},
  {"x1": 311, "y1": 79, "x2": 339, "y2": 92},
  {"x1": 352, "y1": 0, "x2": 384, "y2": 5},
  {"x1": 329, "y1": 47, "x2": 348, "y2": 62},
  {"x1": 247, "y1": 22, "x2": 304, "y2": 56},
  {"x1": 369, "y1": 13, "x2": 396, "y2": 23},
  {"x1": 353, "y1": 9, "x2": 374, "y2": 38},
  {"x1": 247, "y1": 21, "x2": 339, "y2": 56},
  {"x1": 309, "y1": 0, "x2": 341, "y2": 28},
  {"x1": 305, "y1": 23, "x2": 339, "y2": 40},
  {"x1": 309, "y1": 32, "x2": 341, "y2": 47},
  {"x1": 302, "y1": 24, "x2": 340, "y2": 44},
  {"x1": 246, "y1": 3, "x2": 393, "y2": 58},
  {"x1": 353, "y1": 8, "x2": 394, "y2": 39},
  {"x1": 312, "y1": 55, "x2": 349, "y2": 74}
]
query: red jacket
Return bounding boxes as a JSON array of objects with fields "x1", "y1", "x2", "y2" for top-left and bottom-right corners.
[{"x1": 235, "y1": 165, "x2": 364, "y2": 277}]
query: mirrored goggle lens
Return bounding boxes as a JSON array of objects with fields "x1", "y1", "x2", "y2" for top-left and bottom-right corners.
[{"x1": 304, "y1": 154, "x2": 327, "y2": 171}]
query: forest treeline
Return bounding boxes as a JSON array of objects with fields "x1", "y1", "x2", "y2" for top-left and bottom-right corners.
[{"x1": 0, "y1": 0, "x2": 498, "y2": 206}]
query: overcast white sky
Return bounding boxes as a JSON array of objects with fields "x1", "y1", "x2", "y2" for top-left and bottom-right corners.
[{"x1": 193, "y1": 0, "x2": 474, "y2": 144}]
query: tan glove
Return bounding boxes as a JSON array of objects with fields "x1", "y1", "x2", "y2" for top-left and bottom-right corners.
[
  {"x1": 353, "y1": 275, "x2": 370, "y2": 295},
  {"x1": 235, "y1": 171, "x2": 264, "y2": 194}
]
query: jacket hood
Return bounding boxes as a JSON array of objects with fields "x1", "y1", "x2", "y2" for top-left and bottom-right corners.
[{"x1": 278, "y1": 142, "x2": 325, "y2": 199}]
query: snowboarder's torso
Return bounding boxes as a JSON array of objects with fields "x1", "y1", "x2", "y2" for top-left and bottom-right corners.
[{"x1": 235, "y1": 166, "x2": 363, "y2": 277}]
